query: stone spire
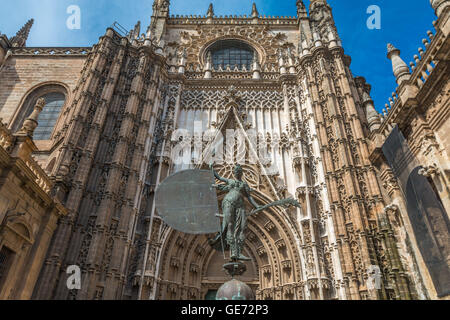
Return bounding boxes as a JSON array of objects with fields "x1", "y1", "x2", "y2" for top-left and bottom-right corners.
[
  {"x1": 17, "y1": 98, "x2": 45, "y2": 137},
  {"x1": 309, "y1": 0, "x2": 328, "y2": 9},
  {"x1": 296, "y1": 0, "x2": 307, "y2": 18},
  {"x1": 130, "y1": 21, "x2": 141, "y2": 40},
  {"x1": 309, "y1": 0, "x2": 335, "y2": 36},
  {"x1": 150, "y1": 0, "x2": 170, "y2": 44},
  {"x1": 387, "y1": 43, "x2": 411, "y2": 85},
  {"x1": 354, "y1": 77, "x2": 381, "y2": 133},
  {"x1": 10, "y1": 19, "x2": 34, "y2": 47},
  {"x1": 152, "y1": 0, "x2": 170, "y2": 15},
  {"x1": 207, "y1": 3, "x2": 214, "y2": 18},
  {"x1": 362, "y1": 89, "x2": 381, "y2": 132},
  {"x1": 251, "y1": 3, "x2": 259, "y2": 18}
]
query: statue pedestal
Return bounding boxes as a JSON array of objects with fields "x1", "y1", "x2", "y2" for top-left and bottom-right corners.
[
  {"x1": 223, "y1": 261, "x2": 247, "y2": 278},
  {"x1": 217, "y1": 261, "x2": 254, "y2": 300}
]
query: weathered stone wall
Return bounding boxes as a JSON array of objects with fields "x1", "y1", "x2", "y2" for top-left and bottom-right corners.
[
  {"x1": 0, "y1": 121, "x2": 65, "y2": 300},
  {"x1": 0, "y1": 55, "x2": 86, "y2": 125}
]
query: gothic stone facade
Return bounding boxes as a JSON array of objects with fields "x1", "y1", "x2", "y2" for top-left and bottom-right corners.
[{"x1": 0, "y1": 0, "x2": 448, "y2": 300}]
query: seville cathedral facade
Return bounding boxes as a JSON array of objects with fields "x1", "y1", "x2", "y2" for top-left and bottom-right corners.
[{"x1": 0, "y1": 0, "x2": 449, "y2": 300}]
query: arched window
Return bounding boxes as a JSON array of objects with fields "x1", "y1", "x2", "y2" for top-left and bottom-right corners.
[
  {"x1": 209, "y1": 40, "x2": 255, "y2": 71},
  {"x1": 12, "y1": 85, "x2": 66, "y2": 140},
  {"x1": 32, "y1": 92, "x2": 65, "y2": 140}
]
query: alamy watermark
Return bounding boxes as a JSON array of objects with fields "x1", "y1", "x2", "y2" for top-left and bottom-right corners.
[
  {"x1": 367, "y1": 265, "x2": 382, "y2": 290},
  {"x1": 64, "y1": 5, "x2": 379, "y2": 32},
  {"x1": 66, "y1": 265, "x2": 81, "y2": 290},
  {"x1": 66, "y1": 5, "x2": 81, "y2": 30},
  {"x1": 367, "y1": 5, "x2": 381, "y2": 30}
]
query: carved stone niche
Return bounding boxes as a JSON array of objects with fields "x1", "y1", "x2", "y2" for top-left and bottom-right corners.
[
  {"x1": 275, "y1": 239, "x2": 286, "y2": 250},
  {"x1": 307, "y1": 278, "x2": 319, "y2": 289},
  {"x1": 168, "y1": 283, "x2": 178, "y2": 294},
  {"x1": 246, "y1": 231, "x2": 257, "y2": 243},
  {"x1": 283, "y1": 284, "x2": 295, "y2": 297},
  {"x1": 195, "y1": 245, "x2": 205, "y2": 256},
  {"x1": 262, "y1": 289, "x2": 274, "y2": 300},
  {"x1": 262, "y1": 265, "x2": 272, "y2": 277},
  {"x1": 170, "y1": 256, "x2": 180, "y2": 268},
  {"x1": 190, "y1": 263, "x2": 199, "y2": 274},
  {"x1": 321, "y1": 278, "x2": 332, "y2": 290},
  {"x1": 381, "y1": 168, "x2": 400, "y2": 196},
  {"x1": 257, "y1": 246, "x2": 267, "y2": 256},
  {"x1": 264, "y1": 220, "x2": 276, "y2": 232},
  {"x1": 297, "y1": 186, "x2": 314, "y2": 196},
  {"x1": 418, "y1": 164, "x2": 438, "y2": 178},
  {"x1": 282, "y1": 260, "x2": 292, "y2": 271},
  {"x1": 383, "y1": 203, "x2": 402, "y2": 228},
  {"x1": 188, "y1": 287, "x2": 198, "y2": 299},
  {"x1": 420, "y1": 133, "x2": 440, "y2": 157},
  {"x1": 275, "y1": 180, "x2": 288, "y2": 198},
  {"x1": 176, "y1": 236, "x2": 186, "y2": 248},
  {"x1": 384, "y1": 204, "x2": 399, "y2": 215}
]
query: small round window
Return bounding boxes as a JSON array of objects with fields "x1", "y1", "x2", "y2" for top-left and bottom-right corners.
[{"x1": 209, "y1": 40, "x2": 255, "y2": 71}]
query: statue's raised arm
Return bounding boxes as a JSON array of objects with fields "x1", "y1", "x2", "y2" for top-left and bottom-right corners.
[
  {"x1": 209, "y1": 163, "x2": 230, "y2": 184},
  {"x1": 248, "y1": 198, "x2": 302, "y2": 216}
]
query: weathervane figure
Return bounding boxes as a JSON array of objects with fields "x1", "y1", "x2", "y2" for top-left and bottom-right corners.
[
  {"x1": 209, "y1": 164, "x2": 260, "y2": 261},
  {"x1": 208, "y1": 163, "x2": 302, "y2": 263}
]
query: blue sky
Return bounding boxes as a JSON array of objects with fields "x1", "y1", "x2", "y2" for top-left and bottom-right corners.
[{"x1": 0, "y1": 0, "x2": 436, "y2": 112}]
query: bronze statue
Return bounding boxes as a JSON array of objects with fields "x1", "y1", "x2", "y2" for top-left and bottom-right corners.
[
  {"x1": 209, "y1": 164, "x2": 302, "y2": 262},
  {"x1": 209, "y1": 164, "x2": 260, "y2": 261}
]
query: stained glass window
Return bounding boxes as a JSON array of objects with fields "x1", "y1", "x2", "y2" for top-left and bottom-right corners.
[{"x1": 210, "y1": 40, "x2": 255, "y2": 71}]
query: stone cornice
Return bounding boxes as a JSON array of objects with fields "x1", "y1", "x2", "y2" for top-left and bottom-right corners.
[
  {"x1": 166, "y1": 15, "x2": 299, "y2": 26},
  {"x1": 169, "y1": 77, "x2": 284, "y2": 90},
  {"x1": 11, "y1": 47, "x2": 91, "y2": 57}
]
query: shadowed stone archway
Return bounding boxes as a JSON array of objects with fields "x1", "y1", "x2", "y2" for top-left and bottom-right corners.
[{"x1": 154, "y1": 191, "x2": 305, "y2": 300}]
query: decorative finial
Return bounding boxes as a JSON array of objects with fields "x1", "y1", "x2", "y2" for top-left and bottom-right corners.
[
  {"x1": 130, "y1": 21, "x2": 141, "y2": 40},
  {"x1": 387, "y1": 43, "x2": 397, "y2": 54},
  {"x1": 251, "y1": 3, "x2": 259, "y2": 18},
  {"x1": 387, "y1": 43, "x2": 411, "y2": 85},
  {"x1": 10, "y1": 19, "x2": 34, "y2": 47},
  {"x1": 296, "y1": 0, "x2": 307, "y2": 17},
  {"x1": 310, "y1": 0, "x2": 328, "y2": 10},
  {"x1": 360, "y1": 84, "x2": 381, "y2": 132},
  {"x1": 207, "y1": 3, "x2": 214, "y2": 18},
  {"x1": 17, "y1": 98, "x2": 45, "y2": 137}
]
